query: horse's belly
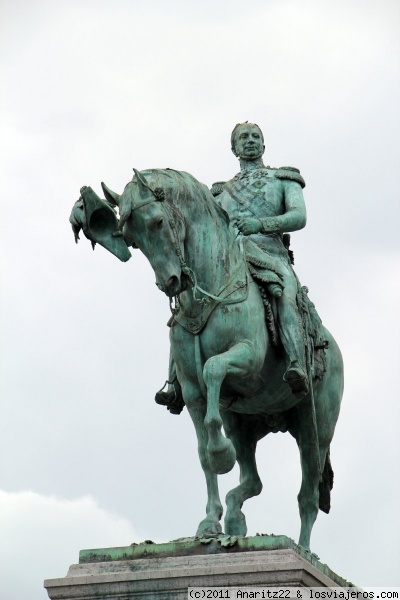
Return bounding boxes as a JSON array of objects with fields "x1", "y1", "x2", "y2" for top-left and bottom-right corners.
[
  {"x1": 225, "y1": 392, "x2": 299, "y2": 415},
  {"x1": 220, "y1": 380, "x2": 299, "y2": 414}
]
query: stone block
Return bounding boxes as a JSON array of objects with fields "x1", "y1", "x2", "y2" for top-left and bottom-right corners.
[{"x1": 44, "y1": 535, "x2": 354, "y2": 600}]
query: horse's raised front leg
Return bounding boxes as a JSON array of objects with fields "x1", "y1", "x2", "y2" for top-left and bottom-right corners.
[
  {"x1": 222, "y1": 412, "x2": 265, "y2": 536},
  {"x1": 184, "y1": 390, "x2": 223, "y2": 537},
  {"x1": 203, "y1": 341, "x2": 260, "y2": 474}
]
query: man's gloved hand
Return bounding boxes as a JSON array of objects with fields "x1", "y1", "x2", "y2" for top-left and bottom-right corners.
[{"x1": 237, "y1": 217, "x2": 262, "y2": 235}]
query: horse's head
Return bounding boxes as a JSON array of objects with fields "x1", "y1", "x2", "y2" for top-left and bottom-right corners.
[{"x1": 102, "y1": 169, "x2": 187, "y2": 298}]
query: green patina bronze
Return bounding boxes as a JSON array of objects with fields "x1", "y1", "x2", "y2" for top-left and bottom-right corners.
[
  {"x1": 77, "y1": 535, "x2": 354, "y2": 587},
  {"x1": 69, "y1": 123, "x2": 344, "y2": 552}
]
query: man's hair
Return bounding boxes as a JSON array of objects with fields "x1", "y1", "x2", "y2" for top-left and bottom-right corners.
[{"x1": 231, "y1": 122, "x2": 264, "y2": 153}]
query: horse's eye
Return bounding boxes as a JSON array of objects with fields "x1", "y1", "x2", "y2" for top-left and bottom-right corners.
[{"x1": 157, "y1": 217, "x2": 164, "y2": 229}]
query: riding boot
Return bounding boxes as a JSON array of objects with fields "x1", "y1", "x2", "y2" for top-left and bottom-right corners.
[
  {"x1": 283, "y1": 360, "x2": 309, "y2": 399},
  {"x1": 154, "y1": 358, "x2": 185, "y2": 415}
]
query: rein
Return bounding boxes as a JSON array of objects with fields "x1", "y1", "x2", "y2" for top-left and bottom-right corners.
[
  {"x1": 182, "y1": 259, "x2": 247, "y2": 306},
  {"x1": 167, "y1": 206, "x2": 248, "y2": 309}
]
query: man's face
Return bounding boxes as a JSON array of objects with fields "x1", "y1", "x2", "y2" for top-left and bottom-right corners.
[{"x1": 233, "y1": 124, "x2": 264, "y2": 159}]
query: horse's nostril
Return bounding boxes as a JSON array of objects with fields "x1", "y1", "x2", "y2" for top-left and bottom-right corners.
[
  {"x1": 167, "y1": 275, "x2": 179, "y2": 288},
  {"x1": 155, "y1": 277, "x2": 179, "y2": 295}
]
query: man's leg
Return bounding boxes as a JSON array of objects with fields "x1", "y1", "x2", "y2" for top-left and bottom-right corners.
[{"x1": 276, "y1": 273, "x2": 309, "y2": 398}]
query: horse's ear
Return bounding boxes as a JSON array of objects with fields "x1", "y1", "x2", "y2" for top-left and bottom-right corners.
[
  {"x1": 101, "y1": 182, "x2": 120, "y2": 206},
  {"x1": 133, "y1": 168, "x2": 151, "y2": 196}
]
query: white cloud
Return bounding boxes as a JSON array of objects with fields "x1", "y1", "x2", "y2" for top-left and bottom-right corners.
[{"x1": 0, "y1": 490, "x2": 144, "y2": 600}]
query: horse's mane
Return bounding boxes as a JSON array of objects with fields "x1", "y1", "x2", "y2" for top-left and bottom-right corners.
[{"x1": 138, "y1": 168, "x2": 230, "y2": 228}]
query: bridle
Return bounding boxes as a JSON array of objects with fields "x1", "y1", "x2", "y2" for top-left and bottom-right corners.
[{"x1": 125, "y1": 183, "x2": 249, "y2": 314}]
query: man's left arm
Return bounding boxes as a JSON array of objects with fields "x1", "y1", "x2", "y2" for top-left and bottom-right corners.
[{"x1": 259, "y1": 180, "x2": 307, "y2": 234}]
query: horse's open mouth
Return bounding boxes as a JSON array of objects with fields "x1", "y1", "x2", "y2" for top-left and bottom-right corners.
[{"x1": 178, "y1": 272, "x2": 189, "y2": 295}]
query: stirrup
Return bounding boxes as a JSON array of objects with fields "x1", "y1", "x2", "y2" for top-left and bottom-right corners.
[
  {"x1": 155, "y1": 389, "x2": 176, "y2": 406},
  {"x1": 155, "y1": 380, "x2": 185, "y2": 415}
]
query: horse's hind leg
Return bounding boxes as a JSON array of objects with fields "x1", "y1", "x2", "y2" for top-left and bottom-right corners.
[
  {"x1": 184, "y1": 392, "x2": 223, "y2": 536},
  {"x1": 297, "y1": 440, "x2": 329, "y2": 550},
  {"x1": 222, "y1": 412, "x2": 264, "y2": 536},
  {"x1": 291, "y1": 400, "x2": 330, "y2": 551}
]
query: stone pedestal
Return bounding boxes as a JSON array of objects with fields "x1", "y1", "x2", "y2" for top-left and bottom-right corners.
[{"x1": 44, "y1": 535, "x2": 354, "y2": 599}]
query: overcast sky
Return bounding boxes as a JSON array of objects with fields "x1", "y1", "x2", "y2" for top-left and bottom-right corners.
[{"x1": 0, "y1": 1, "x2": 399, "y2": 598}]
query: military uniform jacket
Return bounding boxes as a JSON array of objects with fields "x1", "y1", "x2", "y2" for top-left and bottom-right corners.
[{"x1": 214, "y1": 166, "x2": 306, "y2": 259}]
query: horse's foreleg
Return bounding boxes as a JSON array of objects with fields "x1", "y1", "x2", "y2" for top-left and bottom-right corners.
[
  {"x1": 185, "y1": 399, "x2": 223, "y2": 536},
  {"x1": 203, "y1": 341, "x2": 258, "y2": 474},
  {"x1": 222, "y1": 412, "x2": 264, "y2": 536}
]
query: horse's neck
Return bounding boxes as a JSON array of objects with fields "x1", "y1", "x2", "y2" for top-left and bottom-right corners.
[{"x1": 180, "y1": 202, "x2": 241, "y2": 309}]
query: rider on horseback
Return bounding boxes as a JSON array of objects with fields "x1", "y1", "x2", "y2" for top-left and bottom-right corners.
[
  {"x1": 155, "y1": 122, "x2": 310, "y2": 412},
  {"x1": 213, "y1": 122, "x2": 309, "y2": 399}
]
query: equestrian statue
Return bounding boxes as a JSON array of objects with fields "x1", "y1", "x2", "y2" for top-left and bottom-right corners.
[{"x1": 69, "y1": 123, "x2": 344, "y2": 551}]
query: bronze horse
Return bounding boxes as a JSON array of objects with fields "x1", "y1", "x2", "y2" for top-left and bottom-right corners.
[{"x1": 71, "y1": 168, "x2": 343, "y2": 551}]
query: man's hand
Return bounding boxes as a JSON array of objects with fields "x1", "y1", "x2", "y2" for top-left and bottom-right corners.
[{"x1": 237, "y1": 217, "x2": 262, "y2": 235}]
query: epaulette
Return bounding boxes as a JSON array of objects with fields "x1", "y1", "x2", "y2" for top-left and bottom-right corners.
[
  {"x1": 275, "y1": 166, "x2": 305, "y2": 188},
  {"x1": 210, "y1": 181, "x2": 226, "y2": 197}
]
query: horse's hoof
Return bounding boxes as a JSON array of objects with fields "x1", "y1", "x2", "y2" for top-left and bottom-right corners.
[
  {"x1": 208, "y1": 438, "x2": 236, "y2": 474},
  {"x1": 298, "y1": 537, "x2": 311, "y2": 552},
  {"x1": 196, "y1": 518, "x2": 222, "y2": 537},
  {"x1": 224, "y1": 510, "x2": 247, "y2": 536}
]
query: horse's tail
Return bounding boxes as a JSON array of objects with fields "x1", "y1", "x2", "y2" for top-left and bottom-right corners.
[{"x1": 319, "y1": 448, "x2": 334, "y2": 513}]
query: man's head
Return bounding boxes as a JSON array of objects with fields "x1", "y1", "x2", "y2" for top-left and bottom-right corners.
[{"x1": 231, "y1": 122, "x2": 265, "y2": 160}]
